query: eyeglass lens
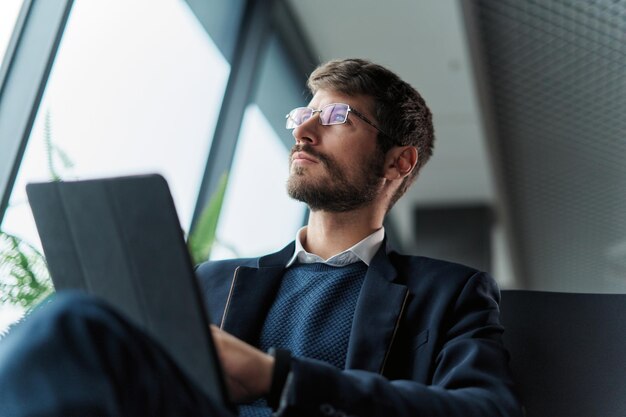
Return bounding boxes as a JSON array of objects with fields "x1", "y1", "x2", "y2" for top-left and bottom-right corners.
[
  {"x1": 286, "y1": 103, "x2": 350, "y2": 129},
  {"x1": 320, "y1": 104, "x2": 349, "y2": 125}
]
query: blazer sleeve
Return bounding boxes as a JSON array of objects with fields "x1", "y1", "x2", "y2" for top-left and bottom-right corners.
[{"x1": 275, "y1": 272, "x2": 523, "y2": 417}]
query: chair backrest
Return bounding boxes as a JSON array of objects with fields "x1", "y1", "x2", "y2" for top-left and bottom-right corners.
[{"x1": 500, "y1": 290, "x2": 626, "y2": 417}]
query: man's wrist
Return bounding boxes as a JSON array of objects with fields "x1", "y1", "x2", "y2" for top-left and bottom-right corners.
[{"x1": 267, "y1": 347, "x2": 292, "y2": 409}]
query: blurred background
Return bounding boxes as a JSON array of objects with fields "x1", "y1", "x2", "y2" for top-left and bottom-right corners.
[{"x1": 2, "y1": 0, "x2": 625, "y2": 332}]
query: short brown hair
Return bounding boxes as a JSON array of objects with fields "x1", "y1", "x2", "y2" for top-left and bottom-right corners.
[{"x1": 307, "y1": 58, "x2": 434, "y2": 209}]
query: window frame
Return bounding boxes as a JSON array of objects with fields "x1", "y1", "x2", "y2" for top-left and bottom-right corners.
[{"x1": 0, "y1": 0, "x2": 74, "y2": 224}]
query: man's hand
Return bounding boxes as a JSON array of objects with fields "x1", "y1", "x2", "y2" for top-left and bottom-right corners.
[{"x1": 210, "y1": 325, "x2": 274, "y2": 403}]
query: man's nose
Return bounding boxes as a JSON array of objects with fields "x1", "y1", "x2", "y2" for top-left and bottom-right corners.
[{"x1": 292, "y1": 114, "x2": 321, "y2": 145}]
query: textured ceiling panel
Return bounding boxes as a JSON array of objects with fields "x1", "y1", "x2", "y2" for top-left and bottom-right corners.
[{"x1": 472, "y1": 0, "x2": 626, "y2": 292}]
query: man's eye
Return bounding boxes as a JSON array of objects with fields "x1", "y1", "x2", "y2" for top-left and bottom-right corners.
[{"x1": 330, "y1": 110, "x2": 346, "y2": 123}]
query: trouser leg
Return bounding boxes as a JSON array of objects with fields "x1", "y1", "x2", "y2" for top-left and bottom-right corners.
[{"x1": 0, "y1": 290, "x2": 234, "y2": 417}]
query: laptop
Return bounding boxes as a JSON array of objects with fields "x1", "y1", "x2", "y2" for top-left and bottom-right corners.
[{"x1": 26, "y1": 174, "x2": 231, "y2": 409}]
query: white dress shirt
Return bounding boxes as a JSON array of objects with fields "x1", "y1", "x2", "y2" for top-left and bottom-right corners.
[{"x1": 285, "y1": 226, "x2": 385, "y2": 268}]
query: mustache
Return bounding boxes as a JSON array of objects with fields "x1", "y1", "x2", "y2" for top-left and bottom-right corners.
[{"x1": 290, "y1": 144, "x2": 332, "y2": 166}]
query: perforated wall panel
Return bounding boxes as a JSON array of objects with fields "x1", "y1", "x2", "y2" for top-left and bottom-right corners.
[{"x1": 471, "y1": 0, "x2": 626, "y2": 292}]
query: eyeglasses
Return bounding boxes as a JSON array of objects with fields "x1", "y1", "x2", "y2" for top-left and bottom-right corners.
[{"x1": 285, "y1": 103, "x2": 388, "y2": 137}]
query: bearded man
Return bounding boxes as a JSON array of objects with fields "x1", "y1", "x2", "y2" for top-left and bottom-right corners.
[
  {"x1": 200, "y1": 58, "x2": 522, "y2": 417},
  {"x1": 0, "y1": 59, "x2": 522, "y2": 417}
]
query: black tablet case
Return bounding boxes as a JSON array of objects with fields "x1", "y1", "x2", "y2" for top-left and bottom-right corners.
[{"x1": 26, "y1": 174, "x2": 230, "y2": 408}]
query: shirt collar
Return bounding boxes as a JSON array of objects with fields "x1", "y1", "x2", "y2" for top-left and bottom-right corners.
[{"x1": 285, "y1": 226, "x2": 385, "y2": 268}]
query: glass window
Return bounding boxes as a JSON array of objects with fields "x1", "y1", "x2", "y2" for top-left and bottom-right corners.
[
  {"x1": 0, "y1": 0, "x2": 230, "y2": 333},
  {"x1": 210, "y1": 34, "x2": 309, "y2": 261},
  {"x1": 0, "y1": 0, "x2": 23, "y2": 72},
  {"x1": 211, "y1": 104, "x2": 306, "y2": 259}
]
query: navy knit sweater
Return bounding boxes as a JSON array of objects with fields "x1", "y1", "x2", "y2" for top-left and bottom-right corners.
[{"x1": 239, "y1": 261, "x2": 368, "y2": 416}]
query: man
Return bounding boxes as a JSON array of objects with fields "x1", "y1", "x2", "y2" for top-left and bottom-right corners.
[
  {"x1": 200, "y1": 58, "x2": 521, "y2": 416},
  {"x1": 0, "y1": 59, "x2": 522, "y2": 417}
]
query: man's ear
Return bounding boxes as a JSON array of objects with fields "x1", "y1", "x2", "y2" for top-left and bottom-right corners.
[{"x1": 384, "y1": 146, "x2": 418, "y2": 180}]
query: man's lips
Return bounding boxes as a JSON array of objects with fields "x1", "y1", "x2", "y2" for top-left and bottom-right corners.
[{"x1": 292, "y1": 151, "x2": 319, "y2": 163}]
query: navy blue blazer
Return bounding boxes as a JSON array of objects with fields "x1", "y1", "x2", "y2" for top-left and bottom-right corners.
[{"x1": 195, "y1": 240, "x2": 522, "y2": 417}]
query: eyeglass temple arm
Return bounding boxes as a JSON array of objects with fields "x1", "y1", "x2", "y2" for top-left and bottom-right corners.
[{"x1": 350, "y1": 108, "x2": 389, "y2": 137}]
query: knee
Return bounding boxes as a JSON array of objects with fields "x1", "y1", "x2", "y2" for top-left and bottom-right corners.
[
  {"x1": 0, "y1": 291, "x2": 116, "y2": 368},
  {"x1": 39, "y1": 290, "x2": 111, "y2": 318},
  {"x1": 22, "y1": 290, "x2": 121, "y2": 337}
]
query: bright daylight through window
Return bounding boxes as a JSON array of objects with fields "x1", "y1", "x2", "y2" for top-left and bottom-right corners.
[{"x1": 0, "y1": 0, "x2": 230, "y2": 333}]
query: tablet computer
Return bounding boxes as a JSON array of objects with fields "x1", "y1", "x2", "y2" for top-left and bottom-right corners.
[{"x1": 26, "y1": 174, "x2": 231, "y2": 409}]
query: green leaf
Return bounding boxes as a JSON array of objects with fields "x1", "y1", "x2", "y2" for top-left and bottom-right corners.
[
  {"x1": 0, "y1": 230, "x2": 54, "y2": 310},
  {"x1": 187, "y1": 172, "x2": 229, "y2": 265}
]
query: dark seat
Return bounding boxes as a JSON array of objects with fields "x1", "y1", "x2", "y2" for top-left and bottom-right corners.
[{"x1": 500, "y1": 290, "x2": 626, "y2": 417}]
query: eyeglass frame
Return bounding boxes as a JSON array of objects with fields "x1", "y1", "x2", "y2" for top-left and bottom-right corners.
[{"x1": 285, "y1": 103, "x2": 390, "y2": 138}]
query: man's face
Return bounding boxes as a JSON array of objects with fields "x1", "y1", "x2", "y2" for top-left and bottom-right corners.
[{"x1": 286, "y1": 89, "x2": 386, "y2": 212}]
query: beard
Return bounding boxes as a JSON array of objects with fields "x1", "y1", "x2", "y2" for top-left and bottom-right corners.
[{"x1": 286, "y1": 144, "x2": 385, "y2": 212}]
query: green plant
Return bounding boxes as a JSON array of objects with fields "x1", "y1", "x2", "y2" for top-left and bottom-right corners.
[
  {"x1": 43, "y1": 109, "x2": 74, "y2": 181},
  {"x1": 0, "y1": 109, "x2": 67, "y2": 312},
  {"x1": 187, "y1": 172, "x2": 229, "y2": 265},
  {"x1": 0, "y1": 108, "x2": 230, "y2": 314},
  {"x1": 0, "y1": 231, "x2": 53, "y2": 310}
]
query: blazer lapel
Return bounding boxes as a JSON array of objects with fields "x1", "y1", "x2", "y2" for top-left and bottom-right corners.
[
  {"x1": 345, "y1": 243, "x2": 409, "y2": 373},
  {"x1": 220, "y1": 243, "x2": 293, "y2": 344}
]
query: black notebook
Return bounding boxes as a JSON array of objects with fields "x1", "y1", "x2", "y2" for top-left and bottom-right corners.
[{"x1": 26, "y1": 174, "x2": 231, "y2": 409}]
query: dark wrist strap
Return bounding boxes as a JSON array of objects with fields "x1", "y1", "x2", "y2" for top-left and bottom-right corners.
[{"x1": 267, "y1": 347, "x2": 291, "y2": 409}]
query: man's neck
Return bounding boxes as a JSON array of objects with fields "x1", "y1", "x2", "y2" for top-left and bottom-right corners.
[{"x1": 303, "y1": 206, "x2": 385, "y2": 260}]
